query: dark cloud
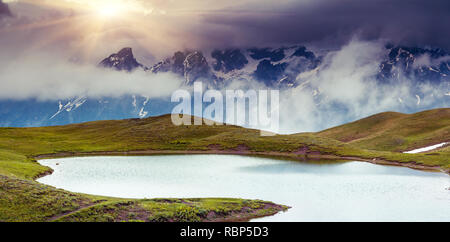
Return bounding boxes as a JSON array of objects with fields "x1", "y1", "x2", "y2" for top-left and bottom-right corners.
[
  {"x1": 1, "y1": 0, "x2": 449, "y2": 60},
  {"x1": 200, "y1": 0, "x2": 450, "y2": 49},
  {"x1": 0, "y1": 0, "x2": 12, "y2": 17}
]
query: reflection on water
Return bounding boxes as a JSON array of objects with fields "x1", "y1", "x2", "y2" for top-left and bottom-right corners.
[{"x1": 37, "y1": 155, "x2": 450, "y2": 222}]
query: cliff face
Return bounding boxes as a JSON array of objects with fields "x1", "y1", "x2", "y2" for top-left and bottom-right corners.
[{"x1": 99, "y1": 47, "x2": 144, "y2": 72}]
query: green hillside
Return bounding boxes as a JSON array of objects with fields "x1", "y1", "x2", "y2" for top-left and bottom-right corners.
[
  {"x1": 0, "y1": 109, "x2": 449, "y2": 221},
  {"x1": 317, "y1": 108, "x2": 450, "y2": 152},
  {"x1": 0, "y1": 174, "x2": 286, "y2": 222},
  {"x1": 1, "y1": 111, "x2": 449, "y2": 179}
]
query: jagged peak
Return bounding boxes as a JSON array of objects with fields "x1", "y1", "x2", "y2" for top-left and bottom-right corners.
[
  {"x1": 99, "y1": 47, "x2": 143, "y2": 72},
  {"x1": 117, "y1": 47, "x2": 134, "y2": 57}
]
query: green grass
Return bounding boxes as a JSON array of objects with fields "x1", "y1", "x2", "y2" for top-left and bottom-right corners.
[
  {"x1": 0, "y1": 150, "x2": 50, "y2": 179},
  {"x1": 55, "y1": 198, "x2": 287, "y2": 222},
  {"x1": 0, "y1": 108, "x2": 448, "y2": 221},
  {"x1": 318, "y1": 108, "x2": 450, "y2": 152},
  {"x1": 0, "y1": 175, "x2": 94, "y2": 222},
  {"x1": 0, "y1": 174, "x2": 287, "y2": 222},
  {"x1": 0, "y1": 110, "x2": 449, "y2": 178}
]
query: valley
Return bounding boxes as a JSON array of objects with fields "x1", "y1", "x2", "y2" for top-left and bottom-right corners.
[{"x1": 0, "y1": 108, "x2": 448, "y2": 221}]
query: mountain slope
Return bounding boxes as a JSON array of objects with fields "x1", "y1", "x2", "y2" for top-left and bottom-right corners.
[
  {"x1": 1, "y1": 110, "x2": 449, "y2": 180},
  {"x1": 99, "y1": 47, "x2": 144, "y2": 71},
  {"x1": 0, "y1": 174, "x2": 286, "y2": 222},
  {"x1": 148, "y1": 46, "x2": 320, "y2": 88},
  {"x1": 317, "y1": 108, "x2": 450, "y2": 152},
  {"x1": 0, "y1": 109, "x2": 448, "y2": 222},
  {"x1": 1, "y1": 44, "x2": 449, "y2": 128},
  {"x1": 379, "y1": 46, "x2": 450, "y2": 84}
]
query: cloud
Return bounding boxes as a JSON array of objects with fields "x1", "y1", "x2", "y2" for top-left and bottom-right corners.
[
  {"x1": 0, "y1": 0, "x2": 12, "y2": 17},
  {"x1": 276, "y1": 39, "x2": 449, "y2": 133},
  {"x1": 2, "y1": 0, "x2": 449, "y2": 60},
  {"x1": 0, "y1": 1, "x2": 448, "y2": 133},
  {"x1": 413, "y1": 54, "x2": 450, "y2": 68},
  {"x1": 0, "y1": 37, "x2": 447, "y2": 133},
  {"x1": 0, "y1": 52, "x2": 183, "y2": 101},
  {"x1": 201, "y1": 0, "x2": 450, "y2": 49}
]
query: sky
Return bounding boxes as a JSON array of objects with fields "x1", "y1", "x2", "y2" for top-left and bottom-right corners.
[
  {"x1": 0, "y1": 0, "x2": 448, "y2": 132},
  {"x1": 0, "y1": 1, "x2": 11, "y2": 16},
  {"x1": 1, "y1": 0, "x2": 449, "y2": 62}
]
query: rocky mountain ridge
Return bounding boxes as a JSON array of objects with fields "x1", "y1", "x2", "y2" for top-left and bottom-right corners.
[{"x1": 0, "y1": 44, "x2": 448, "y2": 127}]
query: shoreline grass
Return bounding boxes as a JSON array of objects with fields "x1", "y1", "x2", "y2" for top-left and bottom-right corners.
[{"x1": 0, "y1": 108, "x2": 448, "y2": 221}]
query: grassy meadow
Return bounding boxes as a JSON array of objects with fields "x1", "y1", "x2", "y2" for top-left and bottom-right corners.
[{"x1": 0, "y1": 108, "x2": 448, "y2": 221}]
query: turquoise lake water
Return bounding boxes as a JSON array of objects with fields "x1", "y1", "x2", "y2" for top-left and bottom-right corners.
[{"x1": 37, "y1": 155, "x2": 450, "y2": 221}]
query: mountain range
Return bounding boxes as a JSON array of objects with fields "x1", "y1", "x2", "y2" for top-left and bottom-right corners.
[
  {"x1": 99, "y1": 45, "x2": 321, "y2": 88},
  {"x1": 0, "y1": 44, "x2": 448, "y2": 127},
  {"x1": 99, "y1": 45, "x2": 449, "y2": 89}
]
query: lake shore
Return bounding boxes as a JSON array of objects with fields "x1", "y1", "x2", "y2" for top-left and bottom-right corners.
[
  {"x1": 35, "y1": 154, "x2": 450, "y2": 222},
  {"x1": 33, "y1": 147, "x2": 449, "y2": 177},
  {"x1": 1, "y1": 110, "x2": 448, "y2": 222}
]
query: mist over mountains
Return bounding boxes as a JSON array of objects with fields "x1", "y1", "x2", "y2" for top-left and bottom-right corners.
[
  {"x1": 99, "y1": 43, "x2": 450, "y2": 89},
  {"x1": 0, "y1": 39, "x2": 448, "y2": 133},
  {"x1": 0, "y1": 0, "x2": 448, "y2": 132}
]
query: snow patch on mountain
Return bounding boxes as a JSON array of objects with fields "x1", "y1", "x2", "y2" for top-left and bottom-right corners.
[{"x1": 50, "y1": 97, "x2": 87, "y2": 120}]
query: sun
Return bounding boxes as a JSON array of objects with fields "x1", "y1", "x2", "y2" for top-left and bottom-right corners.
[
  {"x1": 89, "y1": 1, "x2": 132, "y2": 19},
  {"x1": 98, "y1": 6, "x2": 120, "y2": 17},
  {"x1": 50, "y1": 0, "x2": 151, "y2": 19}
]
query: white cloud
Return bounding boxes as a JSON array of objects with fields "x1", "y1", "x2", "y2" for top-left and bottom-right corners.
[
  {"x1": 275, "y1": 39, "x2": 449, "y2": 133},
  {"x1": 0, "y1": 53, "x2": 183, "y2": 101}
]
